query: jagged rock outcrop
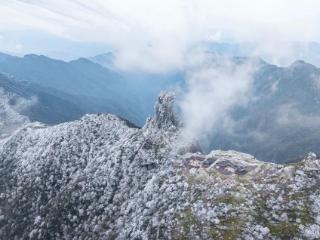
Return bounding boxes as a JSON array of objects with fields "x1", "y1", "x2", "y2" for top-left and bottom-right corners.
[
  {"x1": 154, "y1": 92, "x2": 179, "y2": 130},
  {"x1": 0, "y1": 92, "x2": 320, "y2": 239}
]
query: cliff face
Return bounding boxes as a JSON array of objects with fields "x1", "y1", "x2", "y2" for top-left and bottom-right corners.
[{"x1": 0, "y1": 93, "x2": 320, "y2": 239}]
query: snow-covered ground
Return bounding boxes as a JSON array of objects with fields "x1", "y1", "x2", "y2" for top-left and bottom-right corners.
[{"x1": 0, "y1": 92, "x2": 319, "y2": 239}]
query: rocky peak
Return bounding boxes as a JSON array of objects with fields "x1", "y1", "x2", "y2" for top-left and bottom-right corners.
[
  {"x1": 145, "y1": 92, "x2": 179, "y2": 130},
  {"x1": 154, "y1": 91, "x2": 179, "y2": 130}
]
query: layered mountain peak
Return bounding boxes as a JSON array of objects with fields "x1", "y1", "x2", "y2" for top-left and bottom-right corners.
[{"x1": 288, "y1": 59, "x2": 318, "y2": 72}]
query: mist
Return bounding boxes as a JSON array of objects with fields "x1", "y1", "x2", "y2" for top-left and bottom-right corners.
[
  {"x1": 178, "y1": 56, "x2": 258, "y2": 143},
  {"x1": 0, "y1": 89, "x2": 36, "y2": 138}
]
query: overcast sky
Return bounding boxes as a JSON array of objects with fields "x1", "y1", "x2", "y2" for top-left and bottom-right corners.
[{"x1": 1, "y1": 0, "x2": 320, "y2": 70}]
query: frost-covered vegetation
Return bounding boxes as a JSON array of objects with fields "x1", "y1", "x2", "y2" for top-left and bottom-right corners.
[{"x1": 0, "y1": 92, "x2": 319, "y2": 239}]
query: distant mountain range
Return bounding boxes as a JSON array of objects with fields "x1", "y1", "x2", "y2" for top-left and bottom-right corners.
[
  {"x1": 1, "y1": 52, "x2": 320, "y2": 163},
  {"x1": 0, "y1": 53, "x2": 184, "y2": 125},
  {"x1": 88, "y1": 52, "x2": 115, "y2": 69}
]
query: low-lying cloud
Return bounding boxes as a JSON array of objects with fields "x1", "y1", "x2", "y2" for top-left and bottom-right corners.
[
  {"x1": 276, "y1": 103, "x2": 320, "y2": 129},
  {"x1": 0, "y1": 89, "x2": 37, "y2": 138},
  {"x1": 179, "y1": 56, "x2": 257, "y2": 142}
]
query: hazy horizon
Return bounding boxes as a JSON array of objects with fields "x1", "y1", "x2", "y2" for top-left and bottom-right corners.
[{"x1": 1, "y1": 1, "x2": 320, "y2": 70}]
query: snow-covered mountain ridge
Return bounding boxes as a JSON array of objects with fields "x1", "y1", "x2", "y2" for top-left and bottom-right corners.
[{"x1": 0, "y1": 93, "x2": 320, "y2": 239}]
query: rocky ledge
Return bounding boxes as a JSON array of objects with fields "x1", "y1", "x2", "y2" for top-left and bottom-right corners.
[{"x1": 176, "y1": 150, "x2": 320, "y2": 239}]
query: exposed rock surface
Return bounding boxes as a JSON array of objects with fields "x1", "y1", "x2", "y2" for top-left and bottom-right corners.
[
  {"x1": 0, "y1": 93, "x2": 320, "y2": 239},
  {"x1": 154, "y1": 92, "x2": 179, "y2": 130},
  {"x1": 178, "y1": 151, "x2": 320, "y2": 239}
]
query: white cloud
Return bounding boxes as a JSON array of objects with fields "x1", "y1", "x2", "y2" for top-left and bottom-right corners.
[
  {"x1": 0, "y1": 88, "x2": 36, "y2": 138},
  {"x1": 179, "y1": 56, "x2": 257, "y2": 141},
  {"x1": 15, "y1": 43, "x2": 23, "y2": 50},
  {"x1": 276, "y1": 104, "x2": 320, "y2": 128}
]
